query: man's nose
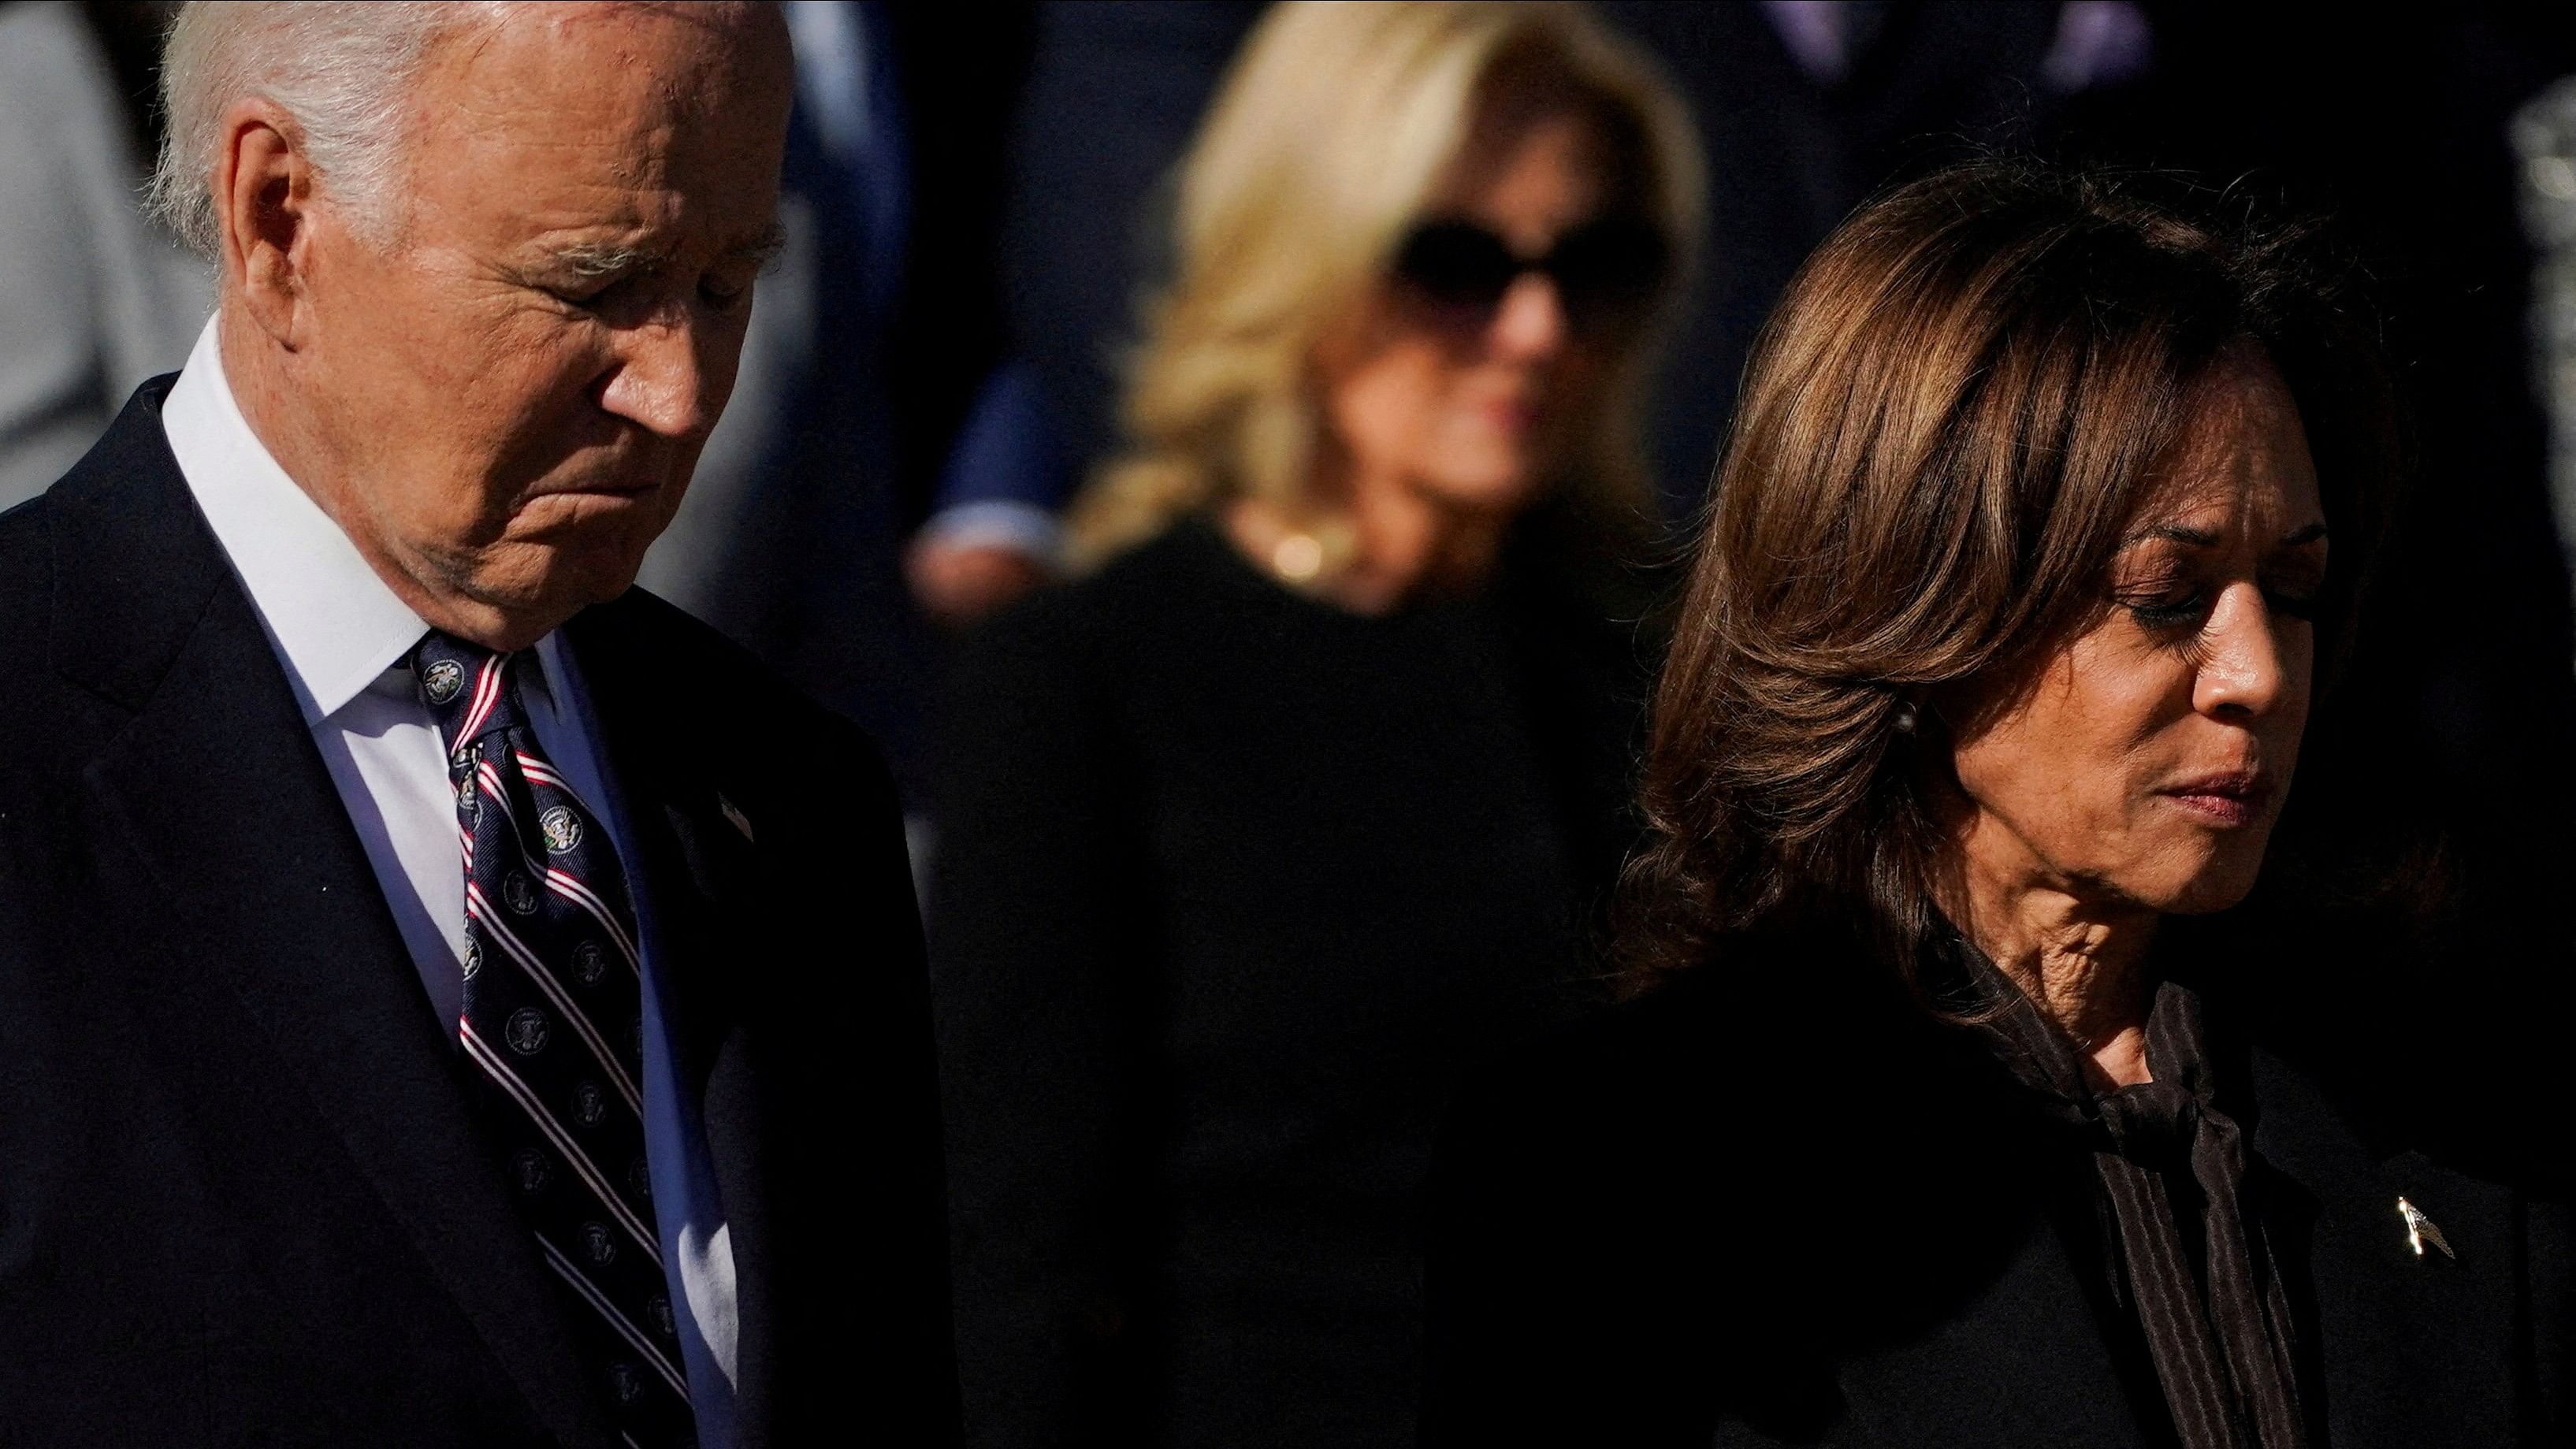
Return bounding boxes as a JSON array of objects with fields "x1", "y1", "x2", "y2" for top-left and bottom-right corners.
[
  {"x1": 1487, "y1": 272, "x2": 1569, "y2": 362},
  {"x1": 2193, "y1": 582, "x2": 2301, "y2": 719},
  {"x1": 597, "y1": 310, "x2": 724, "y2": 441}
]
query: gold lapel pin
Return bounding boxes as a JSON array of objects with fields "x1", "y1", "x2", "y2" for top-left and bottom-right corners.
[
  {"x1": 2396, "y1": 1197, "x2": 2454, "y2": 1260},
  {"x1": 718, "y1": 793, "x2": 755, "y2": 844}
]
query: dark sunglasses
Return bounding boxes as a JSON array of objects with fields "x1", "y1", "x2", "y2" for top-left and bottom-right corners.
[{"x1": 1388, "y1": 217, "x2": 1670, "y2": 335}]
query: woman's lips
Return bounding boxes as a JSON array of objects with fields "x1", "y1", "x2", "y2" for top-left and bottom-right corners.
[
  {"x1": 2157, "y1": 772, "x2": 2273, "y2": 828},
  {"x1": 1476, "y1": 398, "x2": 1537, "y2": 435}
]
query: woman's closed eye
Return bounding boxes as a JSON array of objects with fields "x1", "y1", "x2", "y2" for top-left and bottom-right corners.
[
  {"x1": 2120, "y1": 574, "x2": 2322, "y2": 633},
  {"x1": 2123, "y1": 585, "x2": 2210, "y2": 631},
  {"x1": 2116, "y1": 563, "x2": 2217, "y2": 631}
]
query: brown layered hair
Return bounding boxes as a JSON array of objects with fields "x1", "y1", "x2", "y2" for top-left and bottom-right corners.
[{"x1": 1615, "y1": 162, "x2": 2400, "y2": 992}]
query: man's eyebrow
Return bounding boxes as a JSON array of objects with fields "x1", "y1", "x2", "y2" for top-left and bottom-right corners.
[
  {"x1": 548, "y1": 240, "x2": 667, "y2": 280},
  {"x1": 540, "y1": 221, "x2": 787, "y2": 280}
]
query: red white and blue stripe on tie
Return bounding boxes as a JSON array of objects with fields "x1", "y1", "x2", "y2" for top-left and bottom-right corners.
[{"x1": 414, "y1": 631, "x2": 693, "y2": 1446}]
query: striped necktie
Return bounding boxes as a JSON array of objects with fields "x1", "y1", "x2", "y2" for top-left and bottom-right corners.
[{"x1": 413, "y1": 633, "x2": 695, "y2": 1447}]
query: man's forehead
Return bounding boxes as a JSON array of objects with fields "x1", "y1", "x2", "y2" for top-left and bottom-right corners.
[
  {"x1": 419, "y1": 1, "x2": 790, "y2": 148},
  {"x1": 410, "y1": 5, "x2": 791, "y2": 252},
  {"x1": 463, "y1": 0, "x2": 781, "y2": 67}
]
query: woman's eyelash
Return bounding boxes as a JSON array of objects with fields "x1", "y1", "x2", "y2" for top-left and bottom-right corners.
[
  {"x1": 2114, "y1": 570, "x2": 2203, "y2": 626},
  {"x1": 2125, "y1": 593, "x2": 2207, "y2": 630},
  {"x1": 2121, "y1": 583, "x2": 2321, "y2": 629}
]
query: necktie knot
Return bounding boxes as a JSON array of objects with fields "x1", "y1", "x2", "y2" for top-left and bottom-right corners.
[{"x1": 412, "y1": 631, "x2": 530, "y2": 762}]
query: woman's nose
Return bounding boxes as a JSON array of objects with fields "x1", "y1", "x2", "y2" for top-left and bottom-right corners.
[
  {"x1": 1487, "y1": 272, "x2": 1569, "y2": 362},
  {"x1": 2192, "y1": 582, "x2": 2303, "y2": 719}
]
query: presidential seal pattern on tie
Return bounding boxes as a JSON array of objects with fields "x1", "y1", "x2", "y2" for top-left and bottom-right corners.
[
  {"x1": 421, "y1": 656, "x2": 466, "y2": 705},
  {"x1": 411, "y1": 632, "x2": 694, "y2": 1447}
]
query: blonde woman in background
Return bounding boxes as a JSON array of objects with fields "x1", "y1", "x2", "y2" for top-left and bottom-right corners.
[{"x1": 925, "y1": 5, "x2": 1701, "y2": 1446}]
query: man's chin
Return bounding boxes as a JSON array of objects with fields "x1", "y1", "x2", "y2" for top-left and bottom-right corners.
[
  {"x1": 511, "y1": 485, "x2": 673, "y2": 535},
  {"x1": 441, "y1": 540, "x2": 651, "y2": 642}
]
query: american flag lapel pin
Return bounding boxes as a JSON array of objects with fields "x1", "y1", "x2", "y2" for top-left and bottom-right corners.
[
  {"x1": 718, "y1": 793, "x2": 754, "y2": 844},
  {"x1": 2396, "y1": 1197, "x2": 2454, "y2": 1261}
]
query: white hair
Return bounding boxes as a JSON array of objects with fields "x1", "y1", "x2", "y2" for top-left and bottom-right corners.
[{"x1": 147, "y1": 2, "x2": 505, "y2": 257}]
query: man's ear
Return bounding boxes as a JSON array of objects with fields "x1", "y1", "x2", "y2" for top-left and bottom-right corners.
[{"x1": 215, "y1": 98, "x2": 320, "y2": 349}]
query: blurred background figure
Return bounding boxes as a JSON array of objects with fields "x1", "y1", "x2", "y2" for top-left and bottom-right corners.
[
  {"x1": 1593, "y1": 0, "x2": 2151, "y2": 513},
  {"x1": 637, "y1": 0, "x2": 1064, "y2": 808},
  {"x1": 2515, "y1": 78, "x2": 2576, "y2": 545},
  {"x1": 0, "y1": 0, "x2": 209, "y2": 507},
  {"x1": 924, "y1": 5, "x2": 1700, "y2": 1445},
  {"x1": 999, "y1": 1, "x2": 1263, "y2": 505},
  {"x1": 992, "y1": 1, "x2": 2152, "y2": 522}
]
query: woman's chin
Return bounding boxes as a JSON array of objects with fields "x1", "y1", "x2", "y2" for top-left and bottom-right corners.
[
  {"x1": 1417, "y1": 460, "x2": 1544, "y2": 515},
  {"x1": 2147, "y1": 839, "x2": 2275, "y2": 916}
]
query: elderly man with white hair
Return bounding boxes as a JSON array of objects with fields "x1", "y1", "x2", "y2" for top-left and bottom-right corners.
[{"x1": 0, "y1": 4, "x2": 958, "y2": 1446}]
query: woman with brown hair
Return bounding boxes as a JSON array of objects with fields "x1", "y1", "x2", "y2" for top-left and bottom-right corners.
[{"x1": 1422, "y1": 162, "x2": 2574, "y2": 1447}]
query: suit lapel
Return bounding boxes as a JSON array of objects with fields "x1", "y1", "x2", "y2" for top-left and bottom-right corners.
[
  {"x1": 563, "y1": 600, "x2": 778, "y2": 1435},
  {"x1": 558, "y1": 600, "x2": 757, "y2": 1107},
  {"x1": 2250, "y1": 1049, "x2": 2523, "y2": 1447},
  {"x1": 57, "y1": 392, "x2": 616, "y2": 1449}
]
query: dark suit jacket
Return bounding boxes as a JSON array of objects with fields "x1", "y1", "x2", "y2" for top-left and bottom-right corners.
[
  {"x1": 0, "y1": 381, "x2": 961, "y2": 1447},
  {"x1": 1422, "y1": 942, "x2": 2574, "y2": 1447}
]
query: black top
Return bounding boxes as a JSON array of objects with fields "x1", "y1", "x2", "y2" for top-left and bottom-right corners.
[
  {"x1": 928, "y1": 518, "x2": 1649, "y2": 1447},
  {"x1": 1422, "y1": 932, "x2": 2575, "y2": 1448},
  {"x1": 0, "y1": 382, "x2": 960, "y2": 1447}
]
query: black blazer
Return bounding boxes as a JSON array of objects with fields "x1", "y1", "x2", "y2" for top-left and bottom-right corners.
[
  {"x1": 0, "y1": 381, "x2": 960, "y2": 1447},
  {"x1": 1422, "y1": 945, "x2": 2573, "y2": 1447}
]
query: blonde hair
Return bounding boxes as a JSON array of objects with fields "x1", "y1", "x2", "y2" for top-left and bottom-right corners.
[{"x1": 1066, "y1": 1, "x2": 1703, "y2": 569}]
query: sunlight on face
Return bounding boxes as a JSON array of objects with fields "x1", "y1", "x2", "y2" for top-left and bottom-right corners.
[
  {"x1": 1942, "y1": 350, "x2": 2329, "y2": 916},
  {"x1": 299, "y1": 3, "x2": 792, "y2": 633},
  {"x1": 1320, "y1": 108, "x2": 1620, "y2": 515}
]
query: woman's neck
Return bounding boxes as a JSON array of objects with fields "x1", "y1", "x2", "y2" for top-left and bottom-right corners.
[
  {"x1": 1944, "y1": 862, "x2": 2160, "y2": 1090},
  {"x1": 1227, "y1": 459, "x2": 1510, "y2": 615}
]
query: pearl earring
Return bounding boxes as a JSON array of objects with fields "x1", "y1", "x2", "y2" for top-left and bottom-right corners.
[{"x1": 1893, "y1": 700, "x2": 1919, "y2": 734}]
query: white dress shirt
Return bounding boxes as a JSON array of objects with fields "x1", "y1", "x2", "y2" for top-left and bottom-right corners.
[{"x1": 160, "y1": 318, "x2": 741, "y2": 1443}]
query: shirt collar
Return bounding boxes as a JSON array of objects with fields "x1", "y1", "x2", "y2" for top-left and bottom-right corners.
[{"x1": 162, "y1": 316, "x2": 433, "y2": 723}]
